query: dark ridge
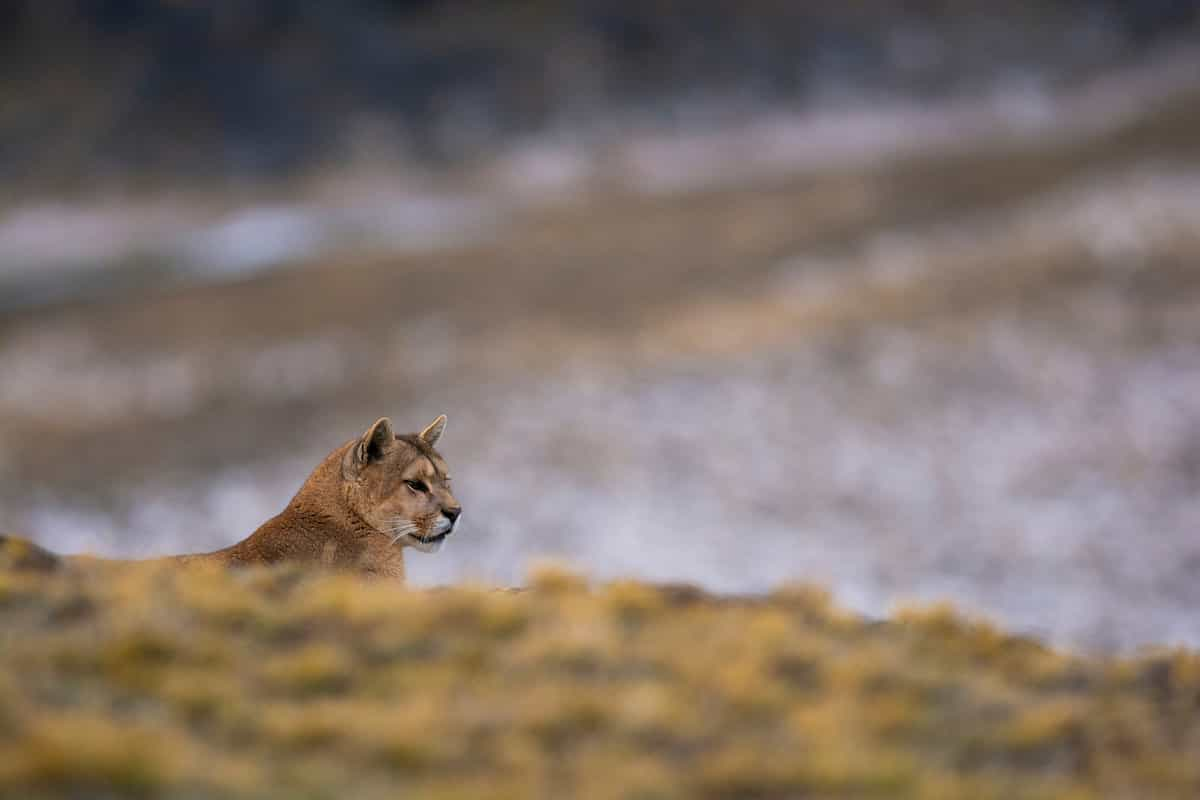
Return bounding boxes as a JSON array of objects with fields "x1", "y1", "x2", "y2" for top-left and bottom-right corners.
[{"x1": 1, "y1": 0, "x2": 1197, "y2": 188}]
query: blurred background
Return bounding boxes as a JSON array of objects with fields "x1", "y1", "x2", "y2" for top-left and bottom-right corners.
[{"x1": 1, "y1": 0, "x2": 1199, "y2": 650}]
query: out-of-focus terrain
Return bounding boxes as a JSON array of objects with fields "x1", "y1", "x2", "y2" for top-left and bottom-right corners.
[
  {"x1": 2, "y1": 3, "x2": 1200, "y2": 651},
  {"x1": 1, "y1": 557, "x2": 1198, "y2": 799}
]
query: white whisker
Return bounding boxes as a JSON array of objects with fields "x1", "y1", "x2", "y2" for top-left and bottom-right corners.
[{"x1": 386, "y1": 519, "x2": 420, "y2": 545}]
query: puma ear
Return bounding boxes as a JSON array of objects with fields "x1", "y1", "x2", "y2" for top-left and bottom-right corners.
[
  {"x1": 357, "y1": 417, "x2": 395, "y2": 464},
  {"x1": 419, "y1": 414, "x2": 447, "y2": 447}
]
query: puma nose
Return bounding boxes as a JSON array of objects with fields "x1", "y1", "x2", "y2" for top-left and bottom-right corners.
[{"x1": 442, "y1": 506, "x2": 461, "y2": 525}]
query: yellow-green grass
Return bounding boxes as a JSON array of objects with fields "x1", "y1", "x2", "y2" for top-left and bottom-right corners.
[{"x1": 0, "y1": 559, "x2": 1197, "y2": 799}]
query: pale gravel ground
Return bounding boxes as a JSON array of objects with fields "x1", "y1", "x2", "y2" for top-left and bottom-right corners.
[{"x1": 15, "y1": 318, "x2": 1199, "y2": 651}]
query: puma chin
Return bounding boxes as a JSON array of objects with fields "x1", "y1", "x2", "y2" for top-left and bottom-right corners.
[{"x1": 396, "y1": 515, "x2": 456, "y2": 554}]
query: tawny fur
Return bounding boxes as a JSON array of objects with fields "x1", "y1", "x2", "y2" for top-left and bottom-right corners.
[{"x1": 1, "y1": 416, "x2": 461, "y2": 581}]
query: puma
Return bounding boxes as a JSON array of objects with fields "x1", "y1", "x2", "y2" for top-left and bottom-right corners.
[{"x1": 0, "y1": 415, "x2": 461, "y2": 582}]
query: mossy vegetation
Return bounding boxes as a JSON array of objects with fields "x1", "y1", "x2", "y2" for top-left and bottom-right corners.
[{"x1": 0, "y1": 559, "x2": 1197, "y2": 799}]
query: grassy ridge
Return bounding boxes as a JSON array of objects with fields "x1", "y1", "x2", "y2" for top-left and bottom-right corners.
[{"x1": 0, "y1": 557, "x2": 1197, "y2": 799}]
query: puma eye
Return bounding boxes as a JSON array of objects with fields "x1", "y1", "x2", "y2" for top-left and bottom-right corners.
[{"x1": 405, "y1": 480, "x2": 429, "y2": 493}]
